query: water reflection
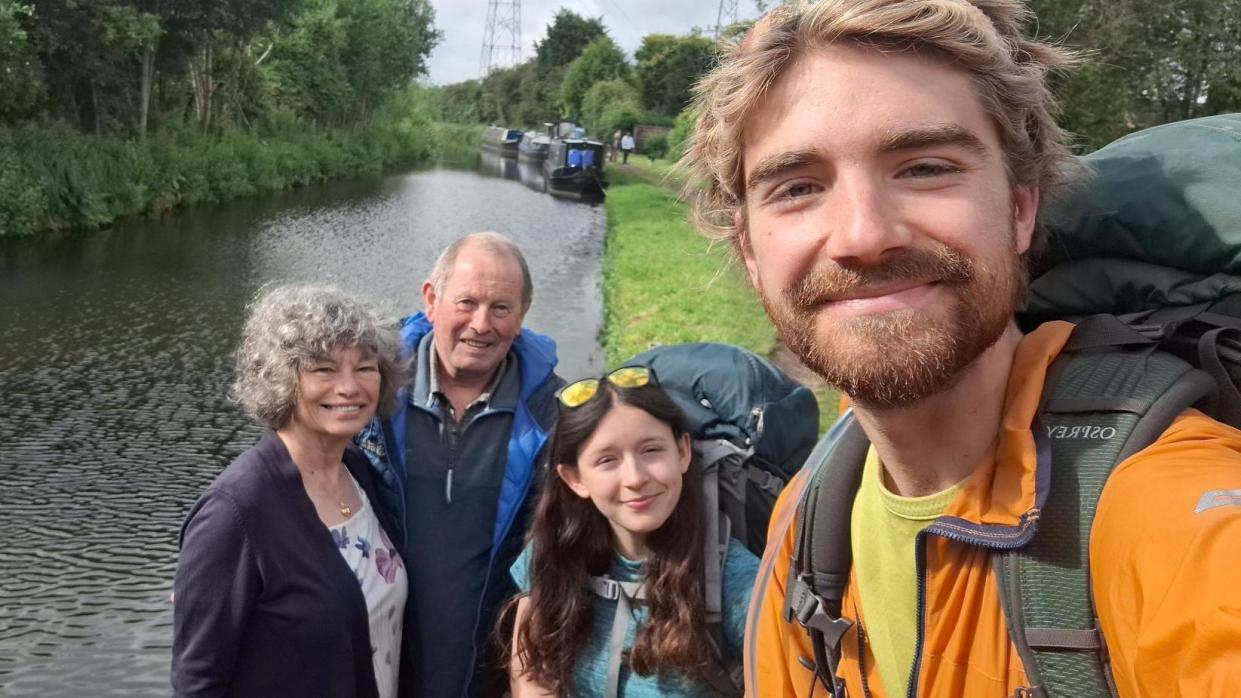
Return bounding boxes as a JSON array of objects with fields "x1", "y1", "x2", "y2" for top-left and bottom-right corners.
[
  {"x1": 517, "y1": 159, "x2": 549, "y2": 193},
  {"x1": 0, "y1": 166, "x2": 605, "y2": 695},
  {"x1": 478, "y1": 150, "x2": 520, "y2": 181}
]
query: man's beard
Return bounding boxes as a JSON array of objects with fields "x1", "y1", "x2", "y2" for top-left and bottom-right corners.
[{"x1": 759, "y1": 237, "x2": 1024, "y2": 409}]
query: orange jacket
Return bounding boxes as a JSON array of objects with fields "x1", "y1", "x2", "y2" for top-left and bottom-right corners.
[{"x1": 746, "y1": 322, "x2": 1241, "y2": 697}]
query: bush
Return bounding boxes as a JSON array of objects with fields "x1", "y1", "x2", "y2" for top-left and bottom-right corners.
[
  {"x1": 666, "y1": 106, "x2": 697, "y2": 161},
  {"x1": 582, "y1": 79, "x2": 644, "y2": 140},
  {"x1": 0, "y1": 129, "x2": 48, "y2": 237},
  {"x1": 642, "y1": 133, "x2": 668, "y2": 159},
  {"x1": 0, "y1": 98, "x2": 469, "y2": 236}
]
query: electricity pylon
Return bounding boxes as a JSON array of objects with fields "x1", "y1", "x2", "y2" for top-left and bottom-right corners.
[
  {"x1": 480, "y1": 0, "x2": 522, "y2": 78},
  {"x1": 715, "y1": 0, "x2": 740, "y2": 37}
]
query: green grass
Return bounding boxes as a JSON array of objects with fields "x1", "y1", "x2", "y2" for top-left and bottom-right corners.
[
  {"x1": 602, "y1": 177, "x2": 774, "y2": 366},
  {"x1": 603, "y1": 161, "x2": 841, "y2": 434}
]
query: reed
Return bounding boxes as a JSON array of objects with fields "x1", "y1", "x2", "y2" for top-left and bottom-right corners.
[{"x1": 0, "y1": 117, "x2": 482, "y2": 238}]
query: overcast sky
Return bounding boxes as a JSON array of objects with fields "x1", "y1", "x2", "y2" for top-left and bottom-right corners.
[{"x1": 426, "y1": 0, "x2": 763, "y2": 85}]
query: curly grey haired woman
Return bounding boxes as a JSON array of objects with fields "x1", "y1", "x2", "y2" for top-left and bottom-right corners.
[{"x1": 172, "y1": 284, "x2": 409, "y2": 698}]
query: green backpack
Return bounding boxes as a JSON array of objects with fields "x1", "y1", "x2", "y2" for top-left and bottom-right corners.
[{"x1": 783, "y1": 113, "x2": 1241, "y2": 698}]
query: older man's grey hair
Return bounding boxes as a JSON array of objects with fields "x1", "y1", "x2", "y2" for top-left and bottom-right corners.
[
  {"x1": 426, "y1": 231, "x2": 534, "y2": 313},
  {"x1": 232, "y1": 284, "x2": 407, "y2": 430}
]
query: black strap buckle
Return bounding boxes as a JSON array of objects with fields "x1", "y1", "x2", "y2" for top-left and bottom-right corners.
[{"x1": 790, "y1": 574, "x2": 854, "y2": 649}]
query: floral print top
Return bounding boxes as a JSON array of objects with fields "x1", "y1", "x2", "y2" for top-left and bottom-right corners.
[{"x1": 330, "y1": 473, "x2": 408, "y2": 698}]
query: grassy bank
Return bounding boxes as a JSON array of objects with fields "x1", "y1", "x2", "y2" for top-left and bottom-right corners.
[
  {"x1": 0, "y1": 119, "x2": 483, "y2": 238},
  {"x1": 602, "y1": 162, "x2": 840, "y2": 432},
  {"x1": 601, "y1": 167, "x2": 774, "y2": 363}
]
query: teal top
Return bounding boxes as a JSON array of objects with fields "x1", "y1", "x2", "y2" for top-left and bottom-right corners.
[{"x1": 511, "y1": 538, "x2": 759, "y2": 697}]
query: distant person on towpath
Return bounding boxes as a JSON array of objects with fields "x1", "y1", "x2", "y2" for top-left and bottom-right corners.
[
  {"x1": 621, "y1": 132, "x2": 636, "y2": 164},
  {"x1": 172, "y1": 284, "x2": 409, "y2": 698},
  {"x1": 354, "y1": 231, "x2": 565, "y2": 697}
]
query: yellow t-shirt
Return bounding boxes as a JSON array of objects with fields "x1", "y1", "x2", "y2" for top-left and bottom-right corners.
[{"x1": 850, "y1": 446, "x2": 961, "y2": 698}]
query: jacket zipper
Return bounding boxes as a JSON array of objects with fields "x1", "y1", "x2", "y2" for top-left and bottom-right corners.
[
  {"x1": 444, "y1": 416, "x2": 458, "y2": 503},
  {"x1": 906, "y1": 530, "x2": 929, "y2": 698},
  {"x1": 903, "y1": 520, "x2": 1034, "y2": 697},
  {"x1": 456, "y1": 404, "x2": 530, "y2": 696},
  {"x1": 443, "y1": 405, "x2": 509, "y2": 504},
  {"x1": 857, "y1": 616, "x2": 873, "y2": 698}
]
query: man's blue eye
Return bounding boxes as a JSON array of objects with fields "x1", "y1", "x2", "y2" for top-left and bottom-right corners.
[{"x1": 783, "y1": 182, "x2": 815, "y2": 198}]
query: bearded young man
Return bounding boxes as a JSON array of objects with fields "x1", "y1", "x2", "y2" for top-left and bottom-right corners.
[{"x1": 682, "y1": 1, "x2": 1241, "y2": 697}]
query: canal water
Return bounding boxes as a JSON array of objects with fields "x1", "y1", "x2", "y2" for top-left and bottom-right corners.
[{"x1": 0, "y1": 157, "x2": 606, "y2": 695}]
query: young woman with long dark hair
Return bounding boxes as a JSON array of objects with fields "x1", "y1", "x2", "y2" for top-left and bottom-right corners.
[{"x1": 506, "y1": 368, "x2": 758, "y2": 696}]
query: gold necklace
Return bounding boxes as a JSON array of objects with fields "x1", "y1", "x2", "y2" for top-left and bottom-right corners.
[
  {"x1": 337, "y1": 463, "x2": 353, "y2": 517},
  {"x1": 309, "y1": 464, "x2": 353, "y2": 518}
]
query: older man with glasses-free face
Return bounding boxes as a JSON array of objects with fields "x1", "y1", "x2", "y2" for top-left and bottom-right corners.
[{"x1": 356, "y1": 232, "x2": 565, "y2": 698}]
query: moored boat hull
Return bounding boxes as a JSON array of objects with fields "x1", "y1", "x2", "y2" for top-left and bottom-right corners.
[
  {"x1": 481, "y1": 126, "x2": 523, "y2": 156},
  {"x1": 543, "y1": 136, "x2": 606, "y2": 201}
]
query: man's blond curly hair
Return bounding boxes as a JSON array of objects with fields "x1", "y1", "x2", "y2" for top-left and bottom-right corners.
[{"x1": 682, "y1": 0, "x2": 1077, "y2": 249}]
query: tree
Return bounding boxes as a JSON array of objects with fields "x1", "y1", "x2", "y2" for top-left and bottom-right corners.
[
  {"x1": 265, "y1": 0, "x2": 439, "y2": 127},
  {"x1": 1027, "y1": 0, "x2": 1241, "y2": 149},
  {"x1": 29, "y1": 0, "x2": 162, "y2": 132},
  {"x1": 163, "y1": 0, "x2": 307, "y2": 129},
  {"x1": 580, "y1": 78, "x2": 642, "y2": 138},
  {"x1": 336, "y1": 0, "x2": 440, "y2": 118},
  {"x1": 534, "y1": 9, "x2": 606, "y2": 70},
  {"x1": 558, "y1": 36, "x2": 629, "y2": 117},
  {"x1": 634, "y1": 33, "x2": 715, "y2": 117},
  {"x1": 0, "y1": 0, "x2": 43, "y2": 122},
  {"x1": 1132, "y1": 0, "x2": 1241, "y2": 122},
  {"x1": 425, "y1": 79, "x2": 485, "y2": 124},
  {"x1": 479, "y1": 62, "x2": 527, "y2": 124}
]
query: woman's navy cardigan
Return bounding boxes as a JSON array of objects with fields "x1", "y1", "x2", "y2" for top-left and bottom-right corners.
[{"x1": 172, "y1": 430, "x2": 406, "y2": 697}]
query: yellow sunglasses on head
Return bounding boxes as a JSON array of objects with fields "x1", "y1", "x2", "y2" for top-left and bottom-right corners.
[{"x1": 556, "y1": 366, "x2": 656, "y2": 409}]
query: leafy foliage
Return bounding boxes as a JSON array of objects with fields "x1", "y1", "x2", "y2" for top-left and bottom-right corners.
[
  {"x1": 580, "y1": 79, "x2": 642, "y2": 139},
  {"x1": 642, "y1": 133, "x2": 669, "y2": 159},
  {"x1": 0, "y1": 100, "x2": 473, "y2": 237},
  {"x1": 559, "y1": 36, "x2": 630, "y2": 116},
  {"x1": 0, "y1": 0, "x2": 42, "y2": 121},
  {"x1": 534, "y1": 9, "x2": 607, "y2": 70},
  {"x1": 1028, "y1": 0, "x2": 1241, "y2": 149},
  {"x1": 0, "y1": 0, "x2": 447, "y2": 236},
  {"x1": 11, "y1": 0, "x2": 437, "y2": 134},
  {"x1": 634, "y1": 34, "x2": 715, "y2": 116},
  {"x1": 666, "y1": 107, "x2": 698, "y2": 161}
]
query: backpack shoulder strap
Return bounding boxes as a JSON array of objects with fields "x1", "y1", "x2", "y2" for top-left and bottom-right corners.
[
  {"x1": 782, "y1": 414, "x2": 870, "y2": 696},
  {"x1": 995, "y1": 316, "x2": 1217, "y2": 698},
  {"x1": 700, "y1": 451, "x2": 745, "y2": 695},
  {"x1": 589, "y1": 575, "x2": 647, "y2": 698}
]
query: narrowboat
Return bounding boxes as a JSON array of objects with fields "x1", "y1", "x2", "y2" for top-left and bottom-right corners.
[
  {"x1": 481, "y1": 126, "x2": 522, "y2": 155},
  {"x1": 543, "y1": 122, "x2": 606, "y2": 200},
  {"x1": 517, "y1": 132, "x2": 551, "y2": 162}
]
